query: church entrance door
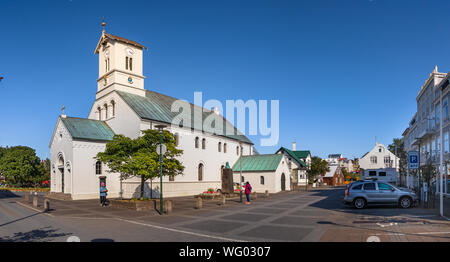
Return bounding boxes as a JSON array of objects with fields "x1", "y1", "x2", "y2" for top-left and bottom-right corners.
[
  {"x1": 59, "y1": 167, "x2": 65, "y2": 193},
  {"x1": 281, "y1": 173, "x2": 286, "y2": 191}
]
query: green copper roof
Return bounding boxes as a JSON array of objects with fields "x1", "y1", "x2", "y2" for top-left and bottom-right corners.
[
  {"x1": 293, "y1": 150, "x2": 310, "y2": 159},
  {"x1": 276, "y1": 147, "x2": 307, "y2": 167},
  {"x1": 232, "y1": 154, "x2": 283, "y2": 172},
  {"x1": 61, "y1": 117, "x2": 115, "y2": 142},
  {"x1": 116, "y1": 90, "x2": 253, "y2": 144}
]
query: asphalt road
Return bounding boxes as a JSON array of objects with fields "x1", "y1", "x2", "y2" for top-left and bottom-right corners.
[{"x1": 1, "y1": 188, "x2": 450, "y2": 242}]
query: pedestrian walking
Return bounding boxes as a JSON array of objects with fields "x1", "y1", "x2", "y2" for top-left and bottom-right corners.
[
  {"x1": 245, "y1": 181, "x2": 252, "y2": 205},
  {"x1": 100, "y1": 182, "x2": 108, "y2": 207}
]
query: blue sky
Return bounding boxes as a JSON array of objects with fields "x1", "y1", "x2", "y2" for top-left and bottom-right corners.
[{"x1": 1, "y1": 0, "x2": 450, "y2": 159}]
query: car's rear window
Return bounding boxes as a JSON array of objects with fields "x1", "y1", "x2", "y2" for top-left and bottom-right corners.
[{"x1": 352, "y1": 184, "x2": 363, "y2": 190}]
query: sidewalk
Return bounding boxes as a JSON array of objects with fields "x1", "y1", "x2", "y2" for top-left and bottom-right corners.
[{"x1": 16, "y1": 191, "x2": 285, "y2": 220}]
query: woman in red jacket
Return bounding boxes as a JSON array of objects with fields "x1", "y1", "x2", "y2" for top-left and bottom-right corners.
[{"x1": 245, "y1": 181, "x2": 252, "y2": 205}]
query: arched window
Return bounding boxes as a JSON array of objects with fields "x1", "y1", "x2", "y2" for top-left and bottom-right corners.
[
  {"x1": 104, "y1": 103, "x2": 108, "y2": 119},
  {"x1": 95, "y1": 161, "x2": 102, "y2": 175},
  {"x1": 195, "y1": 137, "x2": 199, "y2": 148},
  {"x1": 174, "y1": 133, "x2": 179, "y2": 146},
  {"x1": 260, "y1": 176, "x2": 265, "y2": 185},
  {"x1": 236, "y1": 146, "x2": 240, "y2": 156},
  {"x1": 202, "y1": 138, "x2": 206, "y2": 149},
  {"x1": 224, "y1": 143, "x2": 227, "y2": 153},
  {"x1": 97, "y1": 107, "x2": 101, "y2": 120},
  {"x1": 111, "y1": 100, "x2": 115, "y2": 117},
  {"x1": 218, "y1": 142, "x2": 222, "y2": 152},
  {"x1": 198, "y1": 163, "x2": 204, "y2": 181}
]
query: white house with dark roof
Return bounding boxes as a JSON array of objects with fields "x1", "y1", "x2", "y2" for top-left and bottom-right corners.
[{"x1": 50, "y1": 26, "x2": 256, "y2": 200}]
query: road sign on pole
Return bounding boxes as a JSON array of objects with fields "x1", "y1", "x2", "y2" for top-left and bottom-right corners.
[
  {"x1": 408, "y1": 151, "x2": 419, "y2": 169},
  {"x1": 156, "y1": 144, "x2": 167, "y2": 156}
]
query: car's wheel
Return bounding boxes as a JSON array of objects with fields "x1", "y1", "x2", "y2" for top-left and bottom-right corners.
[
  {"x1": 353, "y1": 198, "x2": 366, "y2": 209},
  {"x1": 399, "y1": 196, "x2": 412, "y2": 209}
]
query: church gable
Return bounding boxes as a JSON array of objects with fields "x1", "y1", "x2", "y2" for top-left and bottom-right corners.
[{"x1": 49, "y1": 117, "x2": 74, "y2": 148}]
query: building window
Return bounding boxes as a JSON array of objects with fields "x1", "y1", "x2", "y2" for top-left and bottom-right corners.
[
  {"x1": 437, "y1": 104, "x2": 441, "y2": 125},
  {"x1": 370, "y1": 156, "x2": 377, "y2": 164},
  {"x1": 437, "y1": 137, "x2": 441, "y2": 156},
  {"x1": 445, "y1": 132, "x2": 449, "y2": 154},
  {"x1": 195, "y1": 137, "x2": 199, "y2": 148},
  {"x1": 237, "y1": 146, "x2": 240, "y2": 156},
  {"x1": 95, "y1": 161, "x2": 102, "y2": 175},
  {"x1": 444, "y1": 98, "x2": 448, "y2": 119},
  {"x1": 384, "y1": 156, "x2": 391, "y2": 164},
  {"x1": 224, "y1": 143, "x2": 227, "y2": 153},
  {"x1": 218, "y1": 142, "x2": 222, "y2": 152},
  {"x1": 202, "y1": 138, "x2": 206, "y2": 149},
  {"x1": 104, "y1": 103, "x2": 108, "y2": 119},
  {"x1": 432, "y1": 140, "x2": 436, "y2": 157},
  {"x1": 97, "y1": 107, "x2": 101, "y2": 120},
  {"x1": 126, "y1": 57, "x2": 133, "y2": 71},
  {"x1": 169, "y1": 175, "x2": 175, "y2": 182},
  {"x1": 198, "y1": 163, "x2": 204, "y2": 181},
  {"x1": 260, "y1": 176, "x2": 265, "y2": 185},
  {"x1": 111, "y1": 100, "x2": 115, "y2": 117}
]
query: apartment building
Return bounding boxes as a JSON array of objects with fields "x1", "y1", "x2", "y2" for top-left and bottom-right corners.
[{"x1": 402, "y1": 66, "x2": 450, "y2": 190}]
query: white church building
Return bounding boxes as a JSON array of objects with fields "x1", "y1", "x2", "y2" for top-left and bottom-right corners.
[{"x1": 49, "y1": 27, "x2": 259, "y2": 200}]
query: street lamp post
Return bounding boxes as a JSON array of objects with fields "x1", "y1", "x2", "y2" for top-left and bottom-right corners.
[
  {"x1": 440, "y1": 84, "x2": 445, "y2": 217},
  {"x1": 239, "y1": 142, "x2": 243, "y2": 203},
  {"x1": 155, "y1": 124, "x2": 167, "y2": 215}
]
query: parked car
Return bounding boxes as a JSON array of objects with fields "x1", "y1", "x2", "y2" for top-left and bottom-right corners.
[{"x1": 344, "y1": 180, "x2": 417, "y2": 209}]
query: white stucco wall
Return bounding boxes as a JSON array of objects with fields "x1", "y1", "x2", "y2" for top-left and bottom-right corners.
[
  {"x1": 232, "y1": 155, "x2": 291, "y2": 194},
  {"x1": 49, "y1": 118, "x2": 74, "y2": 194}
]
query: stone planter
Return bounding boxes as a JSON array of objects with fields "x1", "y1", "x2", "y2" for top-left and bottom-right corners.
[
  {"x1": 110, "y1": 199, "x2": 155, "y2": 211},
  {"x1": 195, "y1": 193, "x2": 222, "y2": 200}
]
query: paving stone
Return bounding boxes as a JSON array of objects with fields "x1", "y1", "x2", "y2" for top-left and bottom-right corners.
[
  {"x1": 239, "y1": 225, "x2": 313, "y2": 241},
  {"x1": 220, "y1": 213, "x2": 271, "y2": 222},
  {"x1": 270, "y1": 216, "x2": 321, "y2": 226},
  {"x1": 246, "y1": 207, "x2": 287, "y2": 214},
  {"x1": 183, "y1": 220, "x2": 247, "y2": 234}
]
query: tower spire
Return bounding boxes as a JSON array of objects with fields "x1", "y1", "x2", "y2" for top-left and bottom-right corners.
[{"x1": 101, "y1": 17, "x2": 106, "y2": 33}]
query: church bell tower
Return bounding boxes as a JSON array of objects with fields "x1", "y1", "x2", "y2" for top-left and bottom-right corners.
[{"x1": 94, "y1": 21, "x2": 147, "y2": 99}]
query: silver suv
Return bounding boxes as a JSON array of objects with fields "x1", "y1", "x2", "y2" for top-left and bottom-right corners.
[{"x1": 344, "y1": 180, "x2": 418, "y2": 209}]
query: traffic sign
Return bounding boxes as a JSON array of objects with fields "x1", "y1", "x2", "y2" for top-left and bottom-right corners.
[
  {"x1": 156, "y1": 144, "x2": 167, "y2": 155},
  {"x1": 408, "y1": 151, "x2": 419, "y2": 169}
]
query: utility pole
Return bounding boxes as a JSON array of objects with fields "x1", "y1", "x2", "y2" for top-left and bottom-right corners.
[{"x1": 440, "y1": 83, "x2": 445, "y2": 216}]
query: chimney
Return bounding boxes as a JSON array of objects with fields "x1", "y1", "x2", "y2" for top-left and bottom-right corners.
[{"x1": 292, "y1": 142, "x2": 296, "y2": 151}]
